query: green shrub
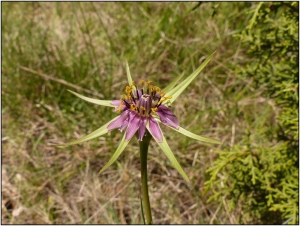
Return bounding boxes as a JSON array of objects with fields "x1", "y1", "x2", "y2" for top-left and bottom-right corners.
[{"x1": 204, "y1": 2, "x2": 298, "y2": 224}]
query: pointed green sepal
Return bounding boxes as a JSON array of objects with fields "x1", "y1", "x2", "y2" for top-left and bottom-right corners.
[
  {"x1": 162, "y1": 72, "x2": 185, "y2": 93},
  {"x1": 56, "y1": 116, "x2": 119, "y2": 147},
  {"x1": 166, "y1": 51, "x2": 216, "y2": 104},
  {"x1": 155, "y1": 118, "x2": 221, "y2": 144},
  {"x1": 146, "y1": 123, "x2": 190, "y2": 183},
  {"x1": 126, "y1": 61, "x2": 133, "y2": 86},
  {"x1": 173, "y1": 126, "x2": 222, "y2": 144},
  {"x1": 99, "y1": 133, "x2": 129, "y2": 174},
  {"x1": 68, "y1": 90, "x2": 115, "y2": 107}
]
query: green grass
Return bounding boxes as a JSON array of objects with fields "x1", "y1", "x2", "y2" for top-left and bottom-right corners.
[{"x1": 2, "y1": 2, "x2": 278, "y2": 224}]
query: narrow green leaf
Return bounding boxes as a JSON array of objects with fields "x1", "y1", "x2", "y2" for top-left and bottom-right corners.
[
  {"x1": 155, "y1": 118, "x2": 222, "y2": 144},
  {"x1": 56, "y1": 116, "x2": 118, "y2": 147},
  {"x1": 175, "y1": 126, "x2": 221, "y2": 144},
  {"x1": 166, "y1": 51, "x2": 216, "y2": 103},
  {"x1": 99, "y1": 133, "x2": 129, "y2": 174},
  {"x1": 126, "y1": 61, "x2": 133, "y2": 86},
  {"x1": 146, "y1": 123, "x2": 190, "y2": 183},
  {"x1": 68, "y1": 90, "x2": 115, "y2": 107},
  {"x1": 162, "y1": 72, "x2": 185, "y2": 93}
]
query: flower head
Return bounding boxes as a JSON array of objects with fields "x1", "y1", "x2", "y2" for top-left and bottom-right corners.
[
  {"x1": 57, "y1": 52, "x2": 221, "y2": 183},
  {"x1": 108, "y1": 80, "x2": 178, "y2": 142}
]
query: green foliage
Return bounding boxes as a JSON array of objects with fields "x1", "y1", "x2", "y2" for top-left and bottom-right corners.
[{"x1": 205, "y1": 2, "x2": 298, "y2": 224}]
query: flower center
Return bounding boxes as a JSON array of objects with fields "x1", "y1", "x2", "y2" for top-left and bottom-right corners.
[{"x1": 117, "y1": 80, "x2": 172, "y2": 117}]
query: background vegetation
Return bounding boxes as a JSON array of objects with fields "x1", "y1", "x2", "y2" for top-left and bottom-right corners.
[
  {"x1": 2, "y1": 2, "x2": 298, "y2": 224},
  {"x1": 204, "y1": 2, "x2": 298, "y2": 224}
]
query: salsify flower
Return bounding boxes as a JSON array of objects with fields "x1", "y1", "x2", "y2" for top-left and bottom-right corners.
[{"x1": 57, "y1": 52, "x2": 221, "y2": 183}]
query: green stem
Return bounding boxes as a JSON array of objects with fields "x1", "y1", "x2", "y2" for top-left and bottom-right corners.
[{"x1": 139, "y1": 131, "x2": 153, "y2": 224}]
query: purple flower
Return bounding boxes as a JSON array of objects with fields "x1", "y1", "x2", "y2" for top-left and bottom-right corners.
[
  {"x1": 107, "y1": 80, "x2": 177, "y2": 142},
  {"x1": 58, "y1": 53, "x2": 221, "y2": 182}
]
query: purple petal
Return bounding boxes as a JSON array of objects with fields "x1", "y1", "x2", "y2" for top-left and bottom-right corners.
[
  {"x1": 148, "y1": 116, "x2": 163, "y2": 142},
  {"x1": 111, "y1": 100, "x2": 128, "y2": 111},
  {"x1": 111, "y1": 100, "x2": 121, "y2": 106},
  {"x1": 119, "y1": 116, "x2": 130, "y2": 132},
  {"x1": 156, "y1": 105, "x2": 179, "y2": 129},
  {"x1": 107, "y1": 110, "x2": 129, "y2": 131},
  {"x1": 138, "y1": 116, "x2": 147, "y2": 141},
  {"x1": 125, "y1": 113, "x2": 141, "y2": 141},
  {"x1": 120, "y1": 110, "x2": 135, "y2": 131}
]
